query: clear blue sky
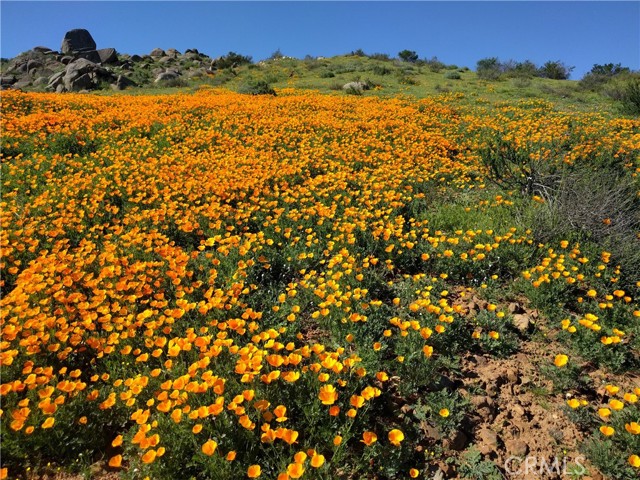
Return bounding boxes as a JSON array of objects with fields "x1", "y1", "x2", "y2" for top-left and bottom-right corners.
[{"x1": 1, "y1": 1, "x2": 638, "y2": 78}]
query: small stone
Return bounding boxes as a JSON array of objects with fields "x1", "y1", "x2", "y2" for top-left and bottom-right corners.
[{"x1": 505, "y1": 438, "x2": 529, "y2": 457}]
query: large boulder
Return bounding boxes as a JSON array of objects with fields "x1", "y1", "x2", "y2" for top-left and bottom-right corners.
[
  {"x1": 111, "y1": 74, "x2": 137, "y2": 91},
  {"x1": 61, "y1": 29, "x2": 96, "y2": 54},
  {"x1": 342, "y1": 81, "x2": 370, "y2": 93},
  {"x1": 97, "y1": 48, "x2": 118, "y2": 64},
  {"x1": 150, "y1": 48, "x2": 165, "y2": 57},
  {"x1": 75, "y1": 50, "x2": 101, "y2": 63},
  {"x1": 61, "y1": 58, "x2": 112, "y2": 92},
  {"x1": 154, "y1": 71, "x2": 179, "y2": 83}
]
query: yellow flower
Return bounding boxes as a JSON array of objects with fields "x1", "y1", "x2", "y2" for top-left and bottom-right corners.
[
  {"x1": 566, "y1": 399, "x2": 580, "y2": 409},
  {"x1": 610, "y1": 399, "x2": 624, "y2": 411},
  {"x1": 41, "y1": 417, "x2": 55, "y2": 429},
  {"x1": 361, "y1": 431, "x2": 377, "y2": 446},
  {"x1": 108, "y1": 455, "x2": 122, "y2": 468},
  {"x1": 388, "y1": 428, "x2": 405, "y2": 446},
  {"x1": 439, "y1": 408, "x2": 450, "y2": 417},
  {"x1": 554, "y1": 354, "x2": 568, "y2": 367},
  {"x1": 247, "y1": 465, "x2": 262, "y2": 478},
  {"x1": 599, "y1": 425, "x2": 614, "y2": 436},
  {"x1": 629, "y1": 455, "x2": 640, "y2": 468},
  {"x1": 202, "y1": 439, "x2": 217, "y2": 456},
  {"x1": 310, "y1": 453, "x2": 325, "y2": 468},
  {"x1": 410, "y1": 468, "x2": 420, "y2": 478},
  {"x1": 287, "y1": 463, "x2": 304, "y2": 479},
  {"x1": 625, "y1": 422, "x2": 640, "y2": 435}
]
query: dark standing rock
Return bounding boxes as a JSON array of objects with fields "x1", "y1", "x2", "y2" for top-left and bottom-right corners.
[
  {"x1": 150, "y1": 48, "x2": 165, "y2": 57},
  {"x1": 60, "y1": 56, "x2": 74, "y2": 65},
  {"x1": 130, "y1": 55, "x2": 143, "y2": 63},
  {"x1": 61, "y1": 29, "x2": 97, "y2": 54},
  {"x1": 97, "y1": 48, "x2": 118, "y2": 64}
]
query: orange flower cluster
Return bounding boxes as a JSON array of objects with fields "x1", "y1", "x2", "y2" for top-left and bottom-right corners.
[{"x1": 1, "y1": 88, "x2": 638, "y2": 478}]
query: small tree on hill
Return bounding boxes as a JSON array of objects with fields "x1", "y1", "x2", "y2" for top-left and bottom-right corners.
[
  {"x1": 538, "y1": 60, "x2": 574, "y2": 80},
  {"x1": 216, "y1": 52, "x2": 252, "y2": 69},
  {"x1": 589, "y1": 63, "x2": 630, "y2": 77},
  {"x1": 398, "y1": 50, "x2": 419, "y2": 63},
  {"x1": 476, "y1": 57, "x2": 503, "y2": 80}
]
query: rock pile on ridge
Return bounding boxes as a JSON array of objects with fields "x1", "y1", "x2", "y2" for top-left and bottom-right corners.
[{"x1": 0, "y1": 28, "x2": 216, "y2": 92}]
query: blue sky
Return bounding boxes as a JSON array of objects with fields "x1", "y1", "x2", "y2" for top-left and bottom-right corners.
[{"x1": 1, "y1": 1, "x2": 638, "y2": 78}]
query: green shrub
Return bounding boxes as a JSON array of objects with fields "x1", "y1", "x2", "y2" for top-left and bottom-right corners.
[
  {"x1": 444, "y1": 71, "x2": 461, "y2": 80},
  {"x1": 538, "y1": 60, "x2": 574, "y2": 80},
  {"x1": 369, "y1": 52, "x2": 391, "y2": 61},
  {"x1": 619, "y1": 77, "x2": 640, "y2": 115},
  {"x1": 372, "y1": 65, "x2": 392, "y2": 76},
  {"x1": 398, "y1": 49, "x2": 418, "y2": 63},
  {"x1": 237, "y1": 80, "x2": 276, "y2": 95},
  {"x1": 319, "y1": 70, "x2": 335, "y2": 78},
  {"x1": 215, "y1": 51, "x2": 252, "y2": 69},
  {"x1": 476, "y1": 57, "x2": 502, "y2": 80}
]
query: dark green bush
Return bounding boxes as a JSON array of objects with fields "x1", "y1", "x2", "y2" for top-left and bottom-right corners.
[
  {"x1": 619, "y1": 77, "x2": 640, "y2": 115},
  {"x1": 215, "y1": 51, "x2": 252, "y2": 69},
  {"x1": 538, "y1": 60, "x2": 574, "y2": 80},
  {"x1": 369, "y1": 53, "x2": 391, "y2": 61},
  {"x1": 398, "y1": 49, "x2": 418, "y2": 63},
  {"x1": 237, "y1": 80, "x2": 276, "y2": 95},
  {"x1": 444, "y1": 71, "x2": 461, "y2": 80},
  {"x1": 319, "y1": 70, "x2": 335, "y2": 78},
  {"x1": 476, "y1": 57, "x2": 502, "y2": 80},
  {"x1": 371, "y1": 65, "x2": 391, "y2": 76}
]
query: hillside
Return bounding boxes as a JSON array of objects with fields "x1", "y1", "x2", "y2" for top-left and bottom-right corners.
[{"x1": 1, "y1": 29, "x2": 637, "y2": 115}]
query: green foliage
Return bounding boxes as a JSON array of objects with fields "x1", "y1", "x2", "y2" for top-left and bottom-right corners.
[
  {"x1": 538, "y1": 60, "x2": 574, "y2": 80},
  {"x1": 398, "y1": 50, "x2": 419, "y2": 63},
  {"x1": 619, "y1": 76, "x2": 640, "y2": 115},
  {"x1": 476, "y1": 57, "x2": 503, "y2": 80},
  {"x1": 444, "y1": 71, "x2": 461, "y2": 80},
  {"x1": 458, "y1": 446, "x2": 503, "y2": 480},
  {"x1": 590, "y1": 63, "x2": 630, "y2": 76},
  {"x1": 237, "y1": 80, "x2": 276, "y2": 95},
  {"x1": 216, "y1": 51, "x2": 253, "y2": 69}
]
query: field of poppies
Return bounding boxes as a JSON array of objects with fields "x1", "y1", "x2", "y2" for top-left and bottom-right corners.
[{"x1": 1, "y1": 87, "x2": 639, "y2": 479}]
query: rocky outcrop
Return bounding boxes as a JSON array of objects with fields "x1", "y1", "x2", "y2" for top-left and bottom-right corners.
[{"x1": 0, "y1": 28, "x2": 221, "y2": 92}]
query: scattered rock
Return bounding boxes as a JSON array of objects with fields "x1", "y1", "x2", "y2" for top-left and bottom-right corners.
[
  {"x1": 1, "y1": 75, "x2": 17, "y2": 86},
  {"x1": 512, "y1": 313, "x2": 531, "y2": 332},
  {"x1": 342, "y1": 81, "x2": 369, "y2": 93},
  {"x1": 33, "y1": 46, "x2": 53, "y2": 54},
  {"x1": 150, "y1": 48, "x2": 166, "y2": 57},
  {"x1": 154, "y1": 71, "x2": 179, "y2": 83},
  {"x1": 61, "y1": 28, "x2": 97, "y2": 54},
  {"x1": 477, "y1": 427, "x2": 499, "y2": 455},
  {"x1": 111, "y1": 74, "x2": 136, "y2": 91},
  {"x1": 505, "y1": 438, "x2": 529, "y2": 457},
  {"x1": 445, "y1": 430, "x2": 468, "y2": 451}
]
